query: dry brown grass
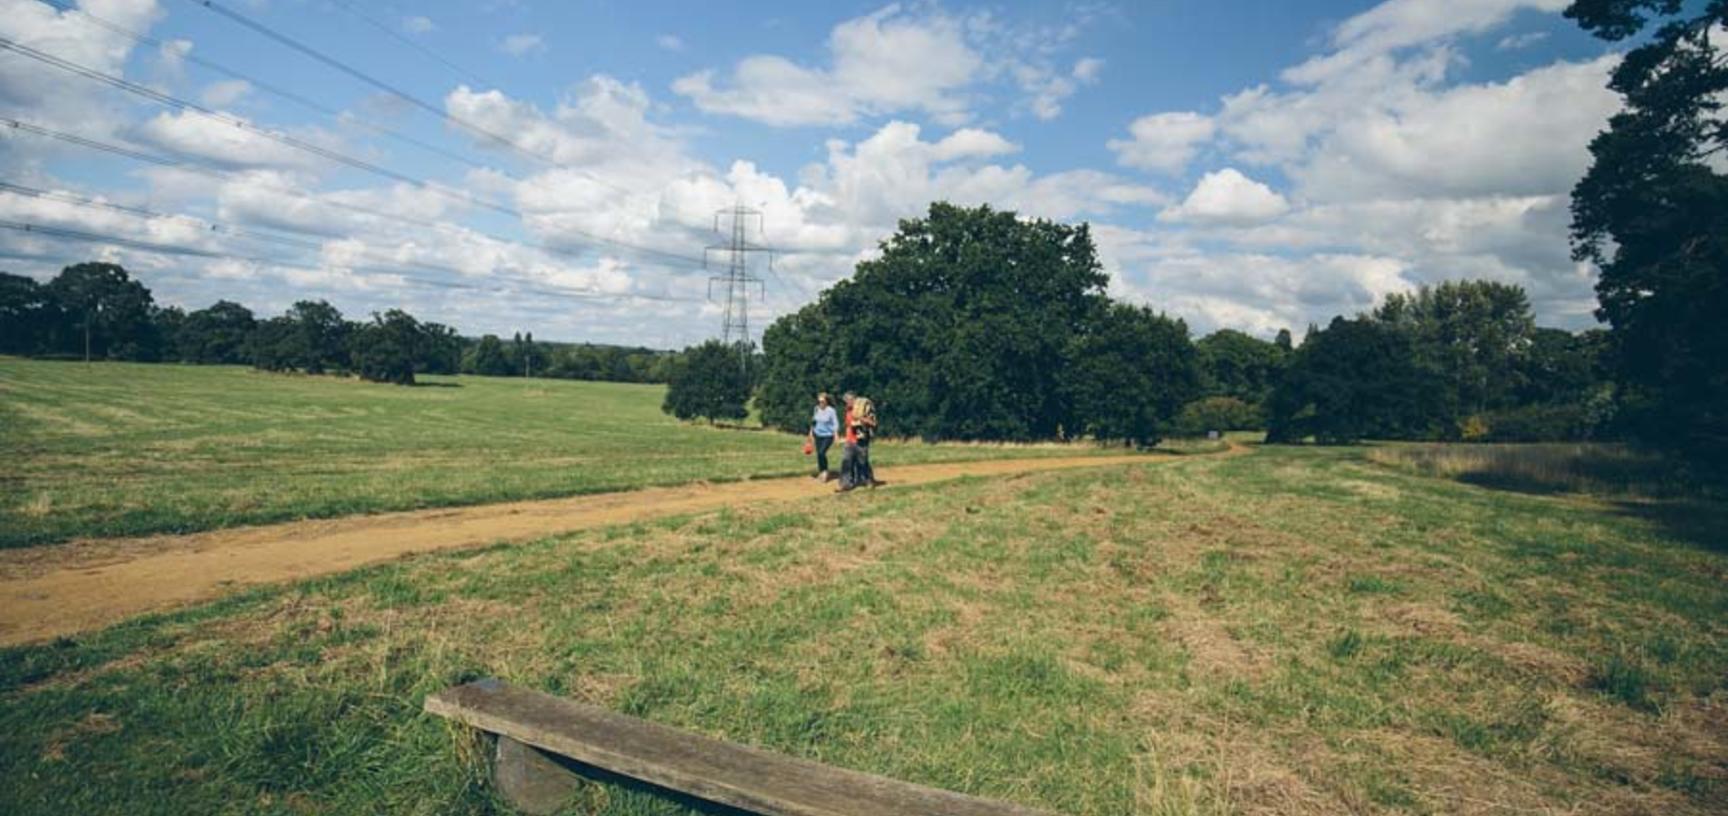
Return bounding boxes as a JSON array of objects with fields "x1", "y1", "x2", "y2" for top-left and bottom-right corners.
[{"x1": 1367, "y1": 441, "x2": 1689, "y2": 497}]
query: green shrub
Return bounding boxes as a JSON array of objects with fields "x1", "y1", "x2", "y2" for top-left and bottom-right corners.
[
  {"x1": 1173, "y1": 396, "x2": 1261, "y2": 437},
  {"x1": 663, "y1": 340, "x2": 754, "y2": 422},
  {"x1": 1479, "y1": 403, "x2": 1600, "y2": 442}
]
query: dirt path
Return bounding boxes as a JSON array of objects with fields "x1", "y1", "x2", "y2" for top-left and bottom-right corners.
[{"x1": 0, "y1": 452, "x2": 1232, "y2": 646}]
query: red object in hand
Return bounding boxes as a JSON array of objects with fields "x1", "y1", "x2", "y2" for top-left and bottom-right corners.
[{"x1": 802, "y1": 437, "x2": 814, "y2": 456}]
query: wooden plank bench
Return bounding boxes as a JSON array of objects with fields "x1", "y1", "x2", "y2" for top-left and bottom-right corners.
[{"x1": 425, "y1": 678, "x2": 1061, "y2": 816}]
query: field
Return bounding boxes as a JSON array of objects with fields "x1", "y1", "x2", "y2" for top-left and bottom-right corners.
[
  {"x1": 2, "y1": 437, "x2": 1725, "y2": 813},
  {"x1": 0, "y1": 359, "x2": 1122, "y2": 549}
]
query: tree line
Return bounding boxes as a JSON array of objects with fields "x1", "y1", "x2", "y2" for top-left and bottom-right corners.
[
  {"x1": 0, "y1": 262, "x2": 676, "y2": 386},
  {"x1": 680, "y1": 0, "x2": 1725, "y2": 463},
  {"x1": 663, "y1": 203, "x2": 1612, "y2": 448}
]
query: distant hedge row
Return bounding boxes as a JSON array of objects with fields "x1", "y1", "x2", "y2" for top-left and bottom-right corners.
[{"x1": 0, "y1": 263, "x2": 674, "y2": 385}]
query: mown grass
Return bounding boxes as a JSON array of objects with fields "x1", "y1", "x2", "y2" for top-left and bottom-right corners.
[
  {"x1": 0, "y1": 358, "x2": 1124, "y2": 548},
  {"x1": 2, "y1": 444, "x2": 1723, "y2": 814}
]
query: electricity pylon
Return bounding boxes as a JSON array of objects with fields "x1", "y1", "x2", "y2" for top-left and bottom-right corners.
[{"x1": 705, "y1": 205, "x2": 772, "y2": 350}]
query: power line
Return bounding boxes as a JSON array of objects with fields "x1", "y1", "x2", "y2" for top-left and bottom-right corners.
[
  {"x1": 47, "y1": 0, "x2": 718, "y2": 238},
  {"x1": 753, "y1": 218, "x2": 815, "y2": 304},
  {"x1": 328, "y1": 0, "x2": 499, "y2": 89},
  {"x1": 0, "y1": 34, "x2": 504, "y2": 212},
  {"x1": 0, "y1": 180, "x2": 703, "y2": 305},
  {"x1": 0, "y1": 118, "x2": 707, "y2": 275},
  {"x1": 0, "y1": 40, "x2": 712, "y2": 268},
  {"x1": 186, "y1": 0, "x2": 546, "y2": 167},
  {"x1": 0, "y1": 218, "x2": 702, "y2": 306},
  {"x1": 38, "y1": 0, "x2": 506, "y2": 177},
  {"x1": 182, "y1": 0, "x2": 717, "y2": 228}
]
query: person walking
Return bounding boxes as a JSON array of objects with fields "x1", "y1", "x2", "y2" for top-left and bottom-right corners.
[
  {"x1": 810, "y1": 392, "x2": 838, "y2": 481},
  {"x1": 837, "y1": 391, "x2": 878, "y2": 492}
]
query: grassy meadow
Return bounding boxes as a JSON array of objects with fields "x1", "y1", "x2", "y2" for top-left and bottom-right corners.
[
  {"x1": 2, "y1": 444, "x2": 1724, "y2": 814},
  {"x1": 0, "y1": 358, "x2": 1121, "y2": 548}
]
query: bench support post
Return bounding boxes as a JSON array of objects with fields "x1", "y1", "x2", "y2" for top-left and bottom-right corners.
[{"x1": 494, "y1": 734, "x2": 582, "y2": 815}]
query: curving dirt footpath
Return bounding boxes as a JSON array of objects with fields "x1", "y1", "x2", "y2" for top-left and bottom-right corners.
[{"x1": 0, "y1": 450, "x2": 1239, "y2": 647}]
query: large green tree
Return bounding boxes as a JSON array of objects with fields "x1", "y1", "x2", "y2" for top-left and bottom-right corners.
[
  {"x1": 348, "y1": 310, "x2": 427, "y2": 385},
  {"x1": 1266, "y1": 317, "x2": 1438, "y2": 444},
  {"x1": 662, "y1": 340, "x2": 753, "y2": 422},
  {"x1": 1566, "y1": 0, "x2": 1728, "y2": 459},
  {"x1": 0, "y1": 272, "x2": 60, "y2": 355},
  {"x1": 760, "y1": 202, "x2": 1109, "y2": 441},
  {"x1": 1195, "y1": 328, "x2": 1287, "y2": 409},
  {"x1": 1372, "y1": 280, "x2": 1536, "y2": 423},
  {"x1": 1518, "y1": 328, "x2": 1609, "y2": 406},
  {"x1": 175, "y1": 300, "x2": 256, "y2": 364},
  {"x1": 44, "y1": 262, "x2": 160, "y2": 361},
  {"x1": 1063, "y1": 304, "x2": 1201, "y2": 446},
  {"x1": 252, "y1": 300, "x2": 351, "y2": 374},
  {"x1": 420, "y1": 322, "x2": 462, "y2": 375},
  {"x1": 462, "y1": 334, "x2": 513, "y2": 376}
]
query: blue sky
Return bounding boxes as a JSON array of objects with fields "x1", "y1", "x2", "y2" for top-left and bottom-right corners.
[{"x1": 0, "y1": 0, "x2": 1629, "y2": 347}]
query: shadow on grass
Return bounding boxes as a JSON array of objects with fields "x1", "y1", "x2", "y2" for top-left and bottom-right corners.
[
  {"x1": 410, "y1": 381, "x2": 463, "y2": 388},
  {"x1": 1610, "y1": 497, "x2": 1728, "y2": 556},
  {"x1": 1448, "y1": 471, "x2": 1728, "y2": 557},
  {"x1": 1368, "y1": 442, "x2": 1728, "y2": 556},
  {"x1": 1454, "y1": 471, "x2": 1583, "y2": 495}
]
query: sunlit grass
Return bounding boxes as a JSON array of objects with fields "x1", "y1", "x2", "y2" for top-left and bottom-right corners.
[
  {"x1": 0, "y1": 358, "x2": 1126, "y2": 548},
  {"x1": 2, "y1": 445, "x2": 1722, "y2": 814}
]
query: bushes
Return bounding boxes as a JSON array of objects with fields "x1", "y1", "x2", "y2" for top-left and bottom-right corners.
[{"x1": 1476, "y1": 403, "x2": 1601, "y2": 443}]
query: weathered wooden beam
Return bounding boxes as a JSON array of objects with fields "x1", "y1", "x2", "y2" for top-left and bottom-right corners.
[{"x1": 425, "y1": 679, "x2": 1061, "y2": 816}]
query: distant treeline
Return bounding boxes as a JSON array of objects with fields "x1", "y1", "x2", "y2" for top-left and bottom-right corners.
[
  {"x1": 739, "y1": 203, "x2": 1611, "y2": 446},
  {"x1": 0, "y1": 263, "x2": 674, "y2": 385}
]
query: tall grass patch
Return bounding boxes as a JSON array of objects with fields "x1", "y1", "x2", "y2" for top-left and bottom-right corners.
[{"x1": 1367, "y1": 442, "x2": 1695, "y2": 497}]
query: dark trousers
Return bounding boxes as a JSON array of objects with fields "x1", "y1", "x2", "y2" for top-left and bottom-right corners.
[
  {"x1": 840, "y1": 439, "x2": 873, "y2": 488},
  {"x1": 814, "y1": 434, "x2": 834, "y2": 475}
]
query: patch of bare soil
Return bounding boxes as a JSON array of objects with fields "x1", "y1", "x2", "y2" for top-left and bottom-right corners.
[{"x1": 0, "y1": 452, "x2": 1237, "y2": 646}]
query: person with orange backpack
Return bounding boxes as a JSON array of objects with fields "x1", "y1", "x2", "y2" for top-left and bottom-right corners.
[{"x1": 837, "y1": 391, "x2": 878, "y2": 492}]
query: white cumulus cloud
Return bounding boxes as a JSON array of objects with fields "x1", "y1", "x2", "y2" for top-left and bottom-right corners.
[
  {"x1": 1160, "y1": 168, "x2": 1289, "y2": 224},
  {"x1": 1108, "y1": 111, "x2": 1216, "y2": 175}
]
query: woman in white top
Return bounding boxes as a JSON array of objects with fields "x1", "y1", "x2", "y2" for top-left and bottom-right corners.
[{"x1": 810, "y1": 392, "x2": 839, "y2": 481}]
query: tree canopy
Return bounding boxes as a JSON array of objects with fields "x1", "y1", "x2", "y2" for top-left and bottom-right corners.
[
  {"x1": 1196, "y1": 328, "x2": 1287, "y2": 409},
  {"x1": 1063, "y1": 303, "x2": 1201, "y2": 446},
  {"x1": 348, "y1": 310, "x2": 429, "y2": 385},
  {"x1": 1565, "y1": 0, "x2": 1728, "y2": 459},
  {"x1": 43, "y1": 262, "x2": 160, "y2": 361},
  {"x1": 1267, "y1": 281, "x2": 1612, "y2": 444},
  {"x1": 759, "y1": 202, "x2": 1130, "y2": 442},
  {"x1": 176, "y1": 301, "x2": 256, "y2": 365}
]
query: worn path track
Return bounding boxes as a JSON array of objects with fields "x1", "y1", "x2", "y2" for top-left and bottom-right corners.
[{"x1": 0, "y1": 450, "x2": 1238, "y2": 646}]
